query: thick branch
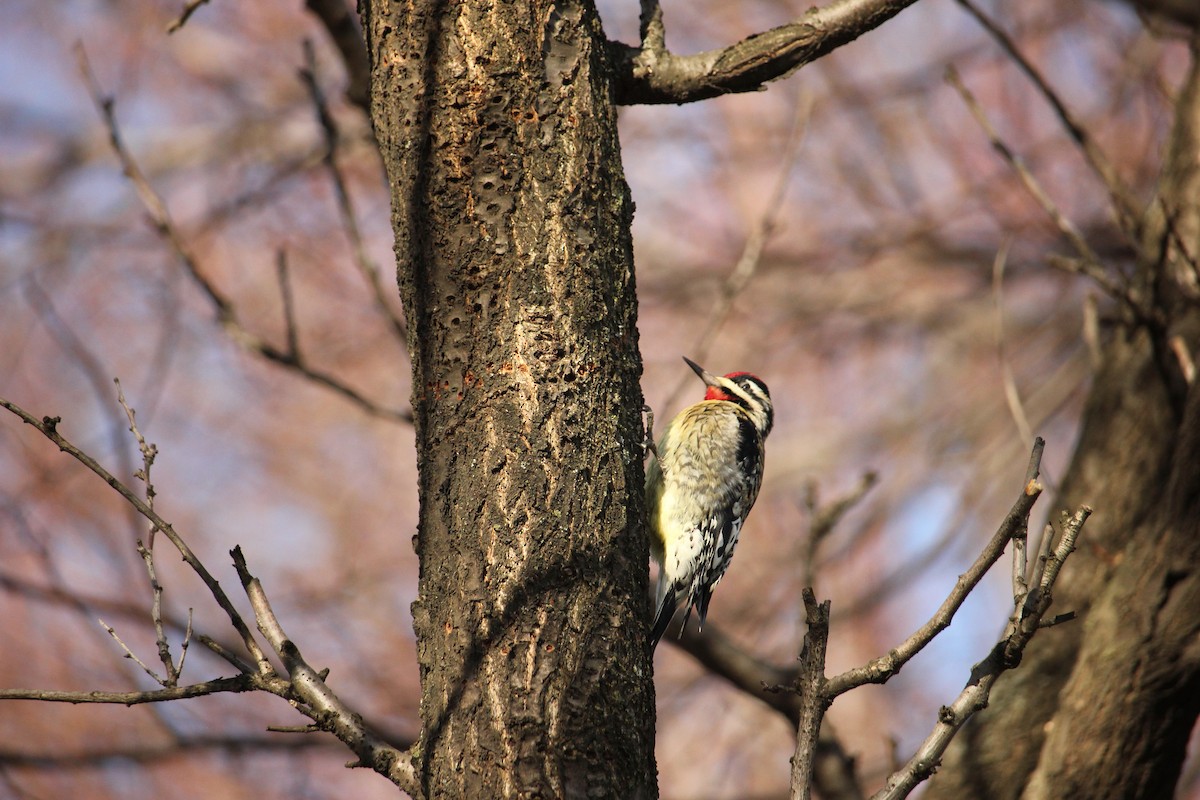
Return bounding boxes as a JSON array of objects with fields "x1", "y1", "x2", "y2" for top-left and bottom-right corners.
[
  {"x1": 612, "y1": 0, "x2": 922, "y2": 105},
  {"x1": 789, "y1": 591, "x2": 832, "y2": 800}
]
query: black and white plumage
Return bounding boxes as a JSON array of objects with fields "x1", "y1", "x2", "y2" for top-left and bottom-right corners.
[{"x1": 647, "y1": 357, "x2": 773, "y2": 650}]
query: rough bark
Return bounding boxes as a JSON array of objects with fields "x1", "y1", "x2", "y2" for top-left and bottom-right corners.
[
  {"x1": 362, "y1": 1, "x2": 655, "y2": 797},
  {"x1": 925, "y1": 42, "x2": 1200, "y2": 800}
]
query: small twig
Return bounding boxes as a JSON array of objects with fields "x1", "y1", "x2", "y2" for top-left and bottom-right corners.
[
  {"x1": 0, "y1": 397, "x2": 274, "y2": 679},
  {"x1": 75, "y1": 45, "x2": 411, "y2": 424},
  {"x1": 177, "y1": 609, "x2": 194, "y2": 677},
  {"x1": 197, "y1": 634, "x2": 257, "y2": 676},
  {"x1": 268, "y1": 724, "x2": 324, "y2": 734},
  {"x1": 98, "y1": 618, "x2": 165, "y2": 684},
  {"x1": 1158, "y1": 196, "x2": 1200, "y2": 291},
  {"x1": 870, "y1": 503, "x2": 1090, "y2": 800},
  {"x1": 1028, "y1": 522, "x2": 1056, "y2": 593},
  {"x1": 1170, "y1": 336, "x2": 1196, "y2": 385},
  {"x1": 945, "y1": 66, "x2": 1153, "y2": 323},
  {"x1": 1011, "y1": 521, "x2": 1029, "y2": 605},
  {"x1": 117, "y1": 379, "x2": 189, "y2": 685},
  {"x1": 0, "y1": 675, "x2": 257, "y2": 705},
  {"x1": 663, "y1": 93, "x2": 811, "y2": 411},
  {"x1": 166, "y1": 0, "x2": 210, "y2": 33},
  {"x1": 992, "y1": 242, "x2": 1036, "y2": 451},
  {"x1": 300, "y1": 40, "x2": 409, "y2": 346},
  {"x1": 276, "y1": 250, "x2": 300, "y2": 358},
  {"x1": 1038, "y1": 611, "x2": 1076, "y2": 629},
  {"x1": 803, "y1": 472, "x2": 878, "y2": 590},
  {"x1": 302, "y1": 0, "x2": 371, "y2": 111},
  {"x1": 955, "y1": 0, "x2": 1141, "y2": 235},
  {"x1": 808, "y1": 472, "x2": 879, "y2": 549}
]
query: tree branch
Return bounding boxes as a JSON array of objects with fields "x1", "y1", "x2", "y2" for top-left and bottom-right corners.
[
  {"x1": 0, "y1": 397, "x2": 276, "y2": 678},
  {"x1": 304, "y1": 0, "x2": 371, "y2": 112},
  {"x1": 869, "y1": 505, "x2": 1090, "y2": 800},
  {"x1": 230, "y1": 548, "x2": 420, "y2": 796},
  {"x1": 0, "y1": 675, "x2": 255, "y2": 705},
  {"x1": 826, "y1": 438, "x2": 1046, "y2": 697},
  {"x1": 611, "y1": 0, "x2": 922, "y2": 105},
  {"x1": 75, "y1": 45, "x2": 411, "y2": 424},
  {"x1": 789, "y1": 590, "x2": 832, "y2": 800}
]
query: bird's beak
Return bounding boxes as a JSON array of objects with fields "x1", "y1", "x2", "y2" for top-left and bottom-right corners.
[{"x1": 682, "y1": 356, "x2": 719, "y2": 387}]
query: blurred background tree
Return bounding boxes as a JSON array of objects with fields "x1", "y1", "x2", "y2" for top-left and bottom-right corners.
[{"x1": 0, "y1": 0, "x2": 1197, "y2": 797}]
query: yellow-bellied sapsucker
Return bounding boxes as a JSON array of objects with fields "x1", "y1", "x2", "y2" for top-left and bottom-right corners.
[{"x1": 647, "y1": 356, "x2": 773, "y2": 649}]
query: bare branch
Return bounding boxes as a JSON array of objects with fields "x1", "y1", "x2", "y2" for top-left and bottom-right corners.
[
  {"x1": 75, "y1": 45, "x2": 411, "y2": 424},
  {"x1": 115, "y1": 378, "x2": 188, "y2": 686},
  {"x1": 230, "y1": 547, "x2": 420, "y2": 795},
  {"x1": 0, "y1": 397, "x2": 274, "y2": 678},
  {"x1": 276, "y1": 250, "x2": 301, "y2": 360},
  {"x1": 0, "y1": 675, "x2": 255, "y2": 705},
  {"x1": 300, "y1": 40, "x2": 408, "y2": 345},
  {"x1": 613, "y1": 0, "x2": 922, "y2": 105},
  {"x1": 992, "y1": 241, "x2": 1036, "y2": 455},
  {"x1": 789, "y1": 590, "x2": 832, "y2": 800},
  {"x1": 956, "y1": 0, "x2": 1142, "y2": 236},
  {"x1": 663, "y1": 94, "x2": 811, "y2": 411},
  {"x1": 869, "y1": 505, "x2": 1090, "y2": 800},
  {"x1": 304, "y1": 0, "x2": 371, "y2": 112},
  {"x1": 825, "y1": 438, "x2": 1045, "y2": 697},
  {"x1": 945, "y1": 65, "x2": 1156, "y2": 324},
  {"x1": 671, "y1": 622, "x2": 863, "y2": 800},
  {"x1": 165, "y1": 0, "x2": 210, "y2": 33},
  {"x1": 98, "y1": 617, "x2": 168, "y2": 684}
]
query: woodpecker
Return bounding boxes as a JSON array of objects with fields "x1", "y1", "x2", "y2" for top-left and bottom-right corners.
[{"x1": 647, "y1": 356, "x2": 773, "y2": 649}]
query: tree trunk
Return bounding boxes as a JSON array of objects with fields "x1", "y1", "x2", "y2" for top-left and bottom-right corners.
[
  {"x1": 926, "y1": 42, "x2": 1200, "y2": 800},
  {"x1": 362, "y1": 1, "x2": 656, "y2": 796}
]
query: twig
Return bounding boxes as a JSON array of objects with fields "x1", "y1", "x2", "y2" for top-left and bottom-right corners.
[
  {"x1": 0, "y1": 397, "x2": 275, "y2": 679},
  {"x1": 663, "y1": 93, "x2": 811, "y2": 411},
  {"x1": 303, "y1": 0, "x2": 371, "y2": 111},
  {"x1": 230, "y1": 547, "x2": 420, "y2": 793},
  {"x1": 869, "y1": 505, "x2": 1089, "y2": 800},
  {"x1": 276, "y1": 250, "x2": 301, "y2": 358},
  {"x1": 992, "y1": 241, "x2": 1036, "y2": 453},
  {"x1": 955, "y1": 0, "x2": 1141, "y2": 235},
  {"x1": 300, "y1": 40, "x2": 409, "y2": 345},
  {"x1": 826, "y1": 438, "x2": 1046, "y2": 697},
  {"x1": 803, "y1": 472, "x2": 878, "y2": 591},
  {"x1": 1157, "y1": 196, "x2": 1200, "y2": 292},
  {"x1": 166, "y1": 0, "x2": 210, "y2": 33},
  {"x1": 23, "y1": 278, "x2": 145, "y2": 545},
  {"x1": 0, "y1": 675, "x2": 255, "y2": 705},
  {"x1": 115, "y1": 379, "x2": 186, "y2": 686},
  {"x1": 945, "y1": 66, "x2": 1154, "y2": 323},
  {"x1": 75, "y1": 45, "x2": 411, "y2": 424},
  {"x1": 98, "y1": 618, "x2": 166, "y2": 683}
]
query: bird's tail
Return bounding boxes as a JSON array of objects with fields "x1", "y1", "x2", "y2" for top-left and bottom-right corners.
[{"x1": 649, "y1": 592, "x2": 677, "y2": 650}]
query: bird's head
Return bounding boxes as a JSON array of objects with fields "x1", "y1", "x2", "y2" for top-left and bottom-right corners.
[{"x1": 683, "y1": 356, "x2": 774, "y2": 439}]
